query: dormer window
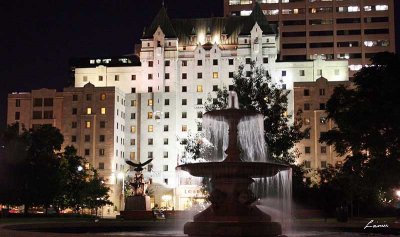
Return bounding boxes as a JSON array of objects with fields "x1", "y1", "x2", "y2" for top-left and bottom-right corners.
[{"x1": 157, "y1": 41, "x2": 161, "y2": 47}]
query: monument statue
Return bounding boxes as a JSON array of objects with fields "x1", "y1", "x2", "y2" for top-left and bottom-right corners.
[{"x1": 125, "y1": 159, "x2": 153, "y2": 196}]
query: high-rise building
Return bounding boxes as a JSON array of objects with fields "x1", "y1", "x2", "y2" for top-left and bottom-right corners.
[
  {"x1": 223, "y1": 0, "x2": 395, "y2": 76},
  {"x1": 7, "y1": 4, "x2": 350, "y2": 211}
]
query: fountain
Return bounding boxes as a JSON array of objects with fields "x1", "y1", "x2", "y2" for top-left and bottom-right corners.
[{"x1": 177, "y1": 92, "x2": 290, "y2": 237}]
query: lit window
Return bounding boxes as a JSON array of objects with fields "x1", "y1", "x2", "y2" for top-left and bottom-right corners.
[
  {"x1": 131, "y1": 126, "x2": 136, "y2": 133},
  {"x1": 197, "y1": 85, "x2": 203, "y2": 92},
  {"x1": 86, "y1": 108, "x2": 92, "y2": 114},
  {"x1": 213, "y1": 72, "x2": 219, "y2": 78},
  {"x1": 130, "y1": 152, "x2": 135, "y2": 160},
  {"x1": 182, "y1": 125, "x2": 187, "y2": 132},
  {"x1": 85, "y1": 121, "x2": 91, "y2": 128},
  {"x1": 375, "y1": 5, "x2": 388, "y2": 11},
  {"x1": 148, "y1": 125, "x2": 153, "y2": 132},
  {"x1": 148, "y1": 112, "x2": 153, "y2": 119},
  {"x1": 148, "y1": 99, "x2": 153, "y2": 106},
  {"x1": 100, "y1": 93, "x2": 106, "y2": 100},
  {"x1": 101, "y1": 108, "x2": 106, "y2": 114}
]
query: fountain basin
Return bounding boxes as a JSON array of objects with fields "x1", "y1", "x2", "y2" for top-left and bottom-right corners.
[{"x1": 177, "y1": 162, "x2": 288, "y2": 178}]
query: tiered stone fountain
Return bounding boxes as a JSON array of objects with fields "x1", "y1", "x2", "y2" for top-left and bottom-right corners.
[{"x1": 177, "y1": 93, "x2": 289, "y2": 237}]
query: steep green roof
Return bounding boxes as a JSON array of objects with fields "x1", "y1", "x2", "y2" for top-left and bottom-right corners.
[
  {"x1": 143, "y1": 7, "x2": 177, "y2": 38},
  {"x1": 239, "y1": 2, "x2": 276, "y2": 35}
]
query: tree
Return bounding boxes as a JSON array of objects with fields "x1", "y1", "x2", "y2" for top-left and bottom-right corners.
[
  {"x1": 320, "y1": 52, "x2": 400, "y2": 213},
  {"x1": 81, "y1": 170, "x2": 112, "y2": 214}
]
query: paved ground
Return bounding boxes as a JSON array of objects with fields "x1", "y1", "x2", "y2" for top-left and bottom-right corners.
[{"x1": 1, "y1": 218, "x2": 399, "y2": 237}]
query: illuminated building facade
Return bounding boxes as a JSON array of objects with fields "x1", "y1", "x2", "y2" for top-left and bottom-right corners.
[{"x1": 223, "y1": 0, "x2": 395, "y2": 76}]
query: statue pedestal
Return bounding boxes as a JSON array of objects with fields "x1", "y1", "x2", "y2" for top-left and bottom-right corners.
[{"x1": 124, "y1": 196, "x2": 151, "y2": 211}]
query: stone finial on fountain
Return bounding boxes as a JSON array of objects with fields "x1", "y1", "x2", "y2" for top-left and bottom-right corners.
[{"x1": 228, "y1": 91, "x2": 239, "y2": 109}]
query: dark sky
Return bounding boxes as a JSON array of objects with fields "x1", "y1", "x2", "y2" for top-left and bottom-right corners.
[{"x1": 0, "y1": 0, "x2": 398, "y2": 128}]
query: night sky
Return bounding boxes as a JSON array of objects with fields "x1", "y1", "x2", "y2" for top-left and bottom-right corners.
[{"x1": 0, "y1": 0, "x2": 398, "y2": 128}]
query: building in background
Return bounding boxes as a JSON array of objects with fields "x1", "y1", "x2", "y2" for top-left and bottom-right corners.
[
  {"x1": 7, "y1": 4, "x2": 350, "y2": 211},
  {"x1": 223, "y1": 0, "x2": 395, "y2": 77}
]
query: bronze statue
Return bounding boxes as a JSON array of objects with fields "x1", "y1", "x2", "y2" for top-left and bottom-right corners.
[{"x1": 125, "y1": 159, "x2": 153, "y2": 196}]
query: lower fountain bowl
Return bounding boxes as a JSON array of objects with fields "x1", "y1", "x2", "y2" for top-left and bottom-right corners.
[
  {"x1": 184, "y1": 221, "x2": 282, "y2": 237},
  {"x1": 177, "y1": 162, "x2": 289, "y2": 178}
]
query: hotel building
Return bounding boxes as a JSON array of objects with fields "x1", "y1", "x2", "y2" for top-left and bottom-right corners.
[{"x1": 8, "y1": 4, "x2": 350, "y2": 211}]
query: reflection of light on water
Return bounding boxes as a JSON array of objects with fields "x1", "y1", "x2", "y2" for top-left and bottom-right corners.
[{"x1": 102, "y1": 230, "x2": 184, "y2": 236}]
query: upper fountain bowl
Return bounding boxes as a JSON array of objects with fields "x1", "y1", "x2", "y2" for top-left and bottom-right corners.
[
  {"x1": 177, "y1": 162, "x2": 289, "y2": 179},
  {"x1": 204, "y1": 108, "x2": 259, "y2": 121}
]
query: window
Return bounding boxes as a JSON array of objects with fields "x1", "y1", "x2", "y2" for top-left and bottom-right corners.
[
  {"x1": 43, "y1": 111, "x2": 53, "y2": 119},
  {"x1": 83, "y1": 76, "x2": 88, "y2": 82},
  {"x1": 197, "y1": 111, "x2": 203, "y2": 118},
  {"x1": 197, "y1": 60, "x2": 202, "y2": 66},
  {"x1": 72, "y1": 121, "x2": 77, "y2": 128},
  {"x1": 165, "y1": 86, "x2": 170, "y2": 92},
  {"x1": 101, "y1": 108, "x2": 106, "y2": 115},
  {"x1": 300, "y1": 70, "x2": 305, "y2": 76},
  {"x1": 163, "y1": 152, "x2": 168, "y2": 158},
  {"x1": 44, "y1": 98, "x2": 53, "y2": 106},
  {"x1": 86, "y1": 107, "x2": 92, "y2": 115},
  {"x1": 148, "y1": 74, "x2": 153, "y2": 80},
  {"x1": 164, "y1": 138, "x2": 169, "y2": 145},
  {"x1": 228, "y1": 59, "x2": 234, "y2": 65},
  {"x1": 182, "y1": 60, "x2": 187, "y2": 66},
  {"x1": 72, "y1": 108, "x2": 77, "y2": 115},
  {"x1": 182, "y1": 86, "x2": 187, "y2": 92},
  {"x1": 182, "y1": 73, "x2": 187, "y2": 79},
  {"x1": 320, "y1": 103, "x2": 326, "y2": 110},
  {"x1": 98, "y1": 149, "x2": 104, "y2": 156},
  {"x1": 131, "y1": 113, "x2": 136, "y2": 119},
  {"x1": 131, "y1": 100, "x2": 137, "y2": 107},
  {"x1": 148, "y1": 112, "x2": 153, "y2": 119},
  {"x1": 115, "y1": 75, "x2": 119, "y2": 81},
  {"x1": 321, "y1": 146, "x2": 327, "y2": 154},
  {"x1": 32, "y1": 111, "x2": 41, "y2": 119},
  {"x1": 164, "y1": 125, "x2": 169, "y2": 132},
  {"x1": 198, "y1": 124, "x2": 202, "y2": 131},
  {"x1": 282, "y1": 71, "x2": 287, "y2": 77},
  {"x1": 86, "y1": 94, "x2": 92, "y2": 101},
  {"x1": 33, "y1": 98, "x2": 42, "y2": 107},
  {"x1": 182, "y1": 99, "x2": 187, "y2": 105},
  {"x1": 304, "y1": 118, "x2": 310, "y2": 125},
  {"x1": 182, "y1": 112, "x2": 187, "y2": 118},
  {"x1": 148, "y1": 125, "x2": 153, "y2": 132},
  {"x1": 131, "y1": 75, "x2": 136, "y2": 80},
  {"x1": 99, "y1": 162, "x2": 104, "y2": 170},
  {"x1": 71, "y1": 136, "x2": 77, "y2": 142},
  {"x1": 15, "y1": 112, "x2": 20, "y2": 120},
  {"x1": 263, "y1": 57, "x2": 268, "y2": 64},
  {"x1": 164, "y1": 112, "x2": 169, "y2": 118},
  {"x1": 182, "y1": 125, "x2": 187, "y2": 132},
  {"x1": 85, "y1": 121, "x2": 91, "y2": 128},
  {"x1": 197, "y1": 85, "x2": 203, "y2": 92},
  {"x1": 163, "y1": 165, "x2": 168, "y2": 171},
  {"x1": 304, "y1": 161, "x2": 311, "y2": 169},
  {"x1": 229, "y1": 85, "x2": 234, "y2": 91},
  {"x1": 165, "y1": 60, "x2": 170, "y2": 66},
  {"x1": 304, "y1": 103, "x2": 310, "y2": 111},
  {"x1": 148, "y1": 138, "x2": 153, "y2": 145},
  {"x1": 85, "y1": 135, "x2": 90, "y2": 142},
  {"x1": 73, "y1": 95, "x2": 78, "y2": 101},
  {"x1": 148, "y1": 152, "x2": 153, "y2": 158},
  {"x1": 320, "y1": 117, "x2": 327, "y2": 124},
  {"x1": 164, "y1": 178, "x2": 168, "y2": 184},
  {"x1": 165, "y1": 73, "x2": 170, "y2": 79},
  {"x1": 148, "y1": 87, "x2": 153, "y2": 92},
  {"x1": 85, "y1": 149, "x2": 90, "y2": 156},
  {"x1": 213, "y1": 85, "x2": 218, "y2": 91},
  {"x1": 318, "y1": 69, "x2": 322, "y2": 76},
  {"x1": 213, "y1": 72, "x2": 218, "y2": 78},
  {"x1": 229, "y1": 72, "x2": 234, "y2": 78},
  {"x1": 213, "y1": 59, "x2": 218, "y2": 65},
  {"x1": 99, "y1": 75, "x2": 103, "y2": 81},
  {"x1": 131, "y1": 126, "x2": 136, "y2": 133},
  {"x1": 282, "y1": 84, "x2": 287, "y2": 90},
  {"x1": 197, "y1": 98, "x2": 202, "y2": 105},
  {"x1": 305, "y1": 147, "x2": 311, "y2": 154},
  {"x1": 148, "y1": 99, "x2": 153, "y2": 106},
  {"x1": 100, "y1": 135, "x2": 105, "y2": 142},
  {"x1": 148, "y1": 61, "x2": 153, "y2": 67},
  {"x1": 304, "y1": 131, "x2": 310, "y2": 139},
  {"x1": 131, "y1": 88, "x2": 136, "y2": 93},
  {"x1": 164, "y1": 99, "x2": 170, "y2": 105},
  {"x1": 245, "y1": 58, "x2": 251, "y2": 64},
  {"x1": 304, "y1": 89, "x2": 310, "y2": 96},
  {"x1": 197, "y1": 72, "x2": 202, "y2": 79},
  {"x1": 319, "y1": 89, "x2": 325, "y2": 96},
  {"x1": 321, "y1": 161, "x2": 327, "y2": 169},
  {"x1": 100, "y1": 93, "x2": 106, "y2": 100},
  {"x1": 14, "y1": 99, "x2": 20, "y2": 107}
]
